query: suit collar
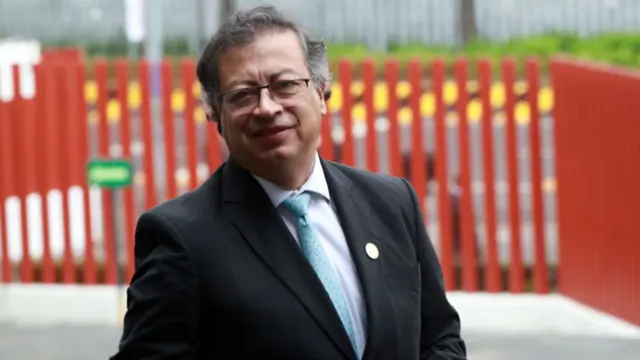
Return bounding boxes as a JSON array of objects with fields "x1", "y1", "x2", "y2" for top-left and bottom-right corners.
[
  {"x1": 221, "y1": 157, "x2": 358, "y2": 360},
  {"x1": 221, "y1": 157, "x2": 397, "y2": 359}
]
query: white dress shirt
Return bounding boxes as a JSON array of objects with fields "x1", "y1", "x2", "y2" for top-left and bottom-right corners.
[{"x1": 252, "y1": 153, "x2": 367, "y2": 357}]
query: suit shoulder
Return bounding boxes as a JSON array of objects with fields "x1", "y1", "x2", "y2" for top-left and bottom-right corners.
[
  {"x1": 142, "y1": 190, "x2": 199, "y2": 224},
  {"x1": 139, "y1": 167, "x2": 222, "y2": 234},
  {"x1": 327, "y1": 161, "x2": 407, "y2": 191},
  {"x1": 325, "y1": 161, "x2": 411, "y2": 203}
]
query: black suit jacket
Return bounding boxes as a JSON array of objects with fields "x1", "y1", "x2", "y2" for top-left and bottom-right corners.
[{"x1": 111, "y1": 158, "x2": 466, "y2": 360}]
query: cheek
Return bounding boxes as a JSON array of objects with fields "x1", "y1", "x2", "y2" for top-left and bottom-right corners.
[
  {"x1": 290, "y1": 106, "x2": 320, "y2": 132},
  {"x1": 293, "y1": 95, "x2": 324, "y2": 128},
  {"x1": 296, "y1": 112, "x2": 322, "y2": 143}
]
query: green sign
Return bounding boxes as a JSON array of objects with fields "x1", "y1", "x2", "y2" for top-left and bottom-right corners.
[{"x1": 87, "y1": 159, "x2": 134, "y2": 188}]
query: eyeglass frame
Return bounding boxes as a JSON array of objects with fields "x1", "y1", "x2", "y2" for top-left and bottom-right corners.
[{"x1": 216, "y1": 78, "x2": 312, "y2": 115}]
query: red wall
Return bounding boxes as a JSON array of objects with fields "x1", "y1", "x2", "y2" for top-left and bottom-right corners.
[{"x1": 551, "y1": 57, "x2": 640, "y2": 326}]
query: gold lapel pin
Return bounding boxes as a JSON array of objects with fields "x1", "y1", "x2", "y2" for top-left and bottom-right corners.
[{"x1": 365, "y1": 243, "x2": 379, "y2": 260}]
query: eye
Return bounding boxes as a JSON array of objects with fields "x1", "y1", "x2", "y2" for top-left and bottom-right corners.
[
  {"x1": 228, "y1": 89, "x2": 255, "y2": 104},
  {"x1": 271, "y1": 80, "x2": 300, "y2": 94}
]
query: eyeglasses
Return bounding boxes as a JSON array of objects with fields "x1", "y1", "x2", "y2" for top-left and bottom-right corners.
[{"x1": 217, "y1": 78, "x2": 310, "y2": 115}]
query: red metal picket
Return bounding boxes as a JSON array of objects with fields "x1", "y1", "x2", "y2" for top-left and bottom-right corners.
[
  {"x1": 73, "y1": 61, "x2": 97, "y2": 285},
  {"x1": 64, "y1": 61, "x2": 88, "y2": 283},
  {"x1": 207, "y1": 123, "x2": 223, "y2": 173},
  {"x1": 39, "y1": 62, "x2": 60, "y2": 283},
  {"x1": 181, "y1": 59, "x2": 200, "y2": 190},
  {"x1": 12, "y1": 65, "x2": 34, "y2": 282},
  {"x1": 525, "y1": 58, "x2": 549, "y2": 294},
  {"x1": 502, "y1": 58, "x2": 525, "y2": 293},
  {"x1": 384, "y1": 60, "x2": 402, "y2": 178},
  {"x1": 95, "y1": 60, "x2": 116, "y2": 284},
  {"x1": 431, "y1": 58, "x2": 455, "y2": 291},
  {"x1": 477, "y1": 59, "x2": 501, "y2": 292},
  {"x1": 138, "y1": 60, "x2": 158, "y2": 210},
  {"x1": 162, "y1": 60, "x2": 178, "y2": 199},
  {"x1": 320, "y1": 109, "x2": 334, "y2": 161},
  {"x1": 362, "y1": 59, "x2": 378, "y2": 173},
  {"x1": 115, "y1": 59, "x2": 136, "y2": 283},
  {"x1": 338, "y1": 59, "x2": 354, "y2": 167},
  {"x1": 454, "y1": 58, "x2": 478, "y2": 291},
  {"x1": 408, "y1": 59, "x2": 426, "y2": 219},
  {"x1": 0, "y1": 71, "x2": 13, "y2": 283}
]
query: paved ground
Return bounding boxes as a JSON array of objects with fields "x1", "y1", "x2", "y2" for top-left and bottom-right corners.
[{"x1": 1, "y1": 323, "x2": 639, "y2": 359}]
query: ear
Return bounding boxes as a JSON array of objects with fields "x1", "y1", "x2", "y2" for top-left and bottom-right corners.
[
  {"x1": 315, "y1": 85, "x2": 327, "y2": 116},
  {"x1": 205, "y1": 105, "x2": 223, "y2": 134}
]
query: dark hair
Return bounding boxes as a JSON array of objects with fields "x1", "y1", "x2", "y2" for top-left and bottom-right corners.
[{"x1": 196, "y1": 5, "x2": 331, "y2": 116}]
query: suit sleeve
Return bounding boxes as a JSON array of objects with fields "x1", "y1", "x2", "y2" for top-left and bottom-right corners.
[
  {"x1": 400, "y1": 179, "x2": 467, "y2": 360},
  {"x1": 111, "y1": 211, "x2": 200, "y2": 360}
]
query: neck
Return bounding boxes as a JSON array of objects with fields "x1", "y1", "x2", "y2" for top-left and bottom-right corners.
[{"x1": 238, "y1": 152, "x2": 317, "y2": 191}]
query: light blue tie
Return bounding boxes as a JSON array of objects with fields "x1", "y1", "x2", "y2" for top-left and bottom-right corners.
[{"x1": 281, "y1": 192, "x2": 359, "y2": 357}]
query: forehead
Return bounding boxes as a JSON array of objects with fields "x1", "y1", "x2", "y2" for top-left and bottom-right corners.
[{"x1": 218, "y1": 31, "x2": 309, "y2": 90}]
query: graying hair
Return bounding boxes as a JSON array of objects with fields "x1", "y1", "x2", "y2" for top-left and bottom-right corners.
[{"x1": 196, "y1": 5, "x2": 331, "y2": 115}]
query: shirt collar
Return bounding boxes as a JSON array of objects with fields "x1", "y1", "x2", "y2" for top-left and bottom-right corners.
[{"x1": 251, "y1": 153, "x2": 330, "y2": 207}]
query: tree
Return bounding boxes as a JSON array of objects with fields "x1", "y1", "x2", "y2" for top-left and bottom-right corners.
[
  {"x1": 458, "y1": 0, "x2": 478, "y2": 45},
  {"x1": 220, "y1": 0, "x2": 236, "y2": 23}
]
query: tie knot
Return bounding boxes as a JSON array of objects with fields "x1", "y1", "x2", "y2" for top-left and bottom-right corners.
[{"x1": 281, "y1": 191, "x2": 311, "y2": 217}]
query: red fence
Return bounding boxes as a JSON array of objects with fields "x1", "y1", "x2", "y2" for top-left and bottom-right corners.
[
  {"x1": 0, "y1": 55, "x2": 554, "y2": 295},
  {"x1": 551, "y1": 57, "x2": 640, "y2": 326}
]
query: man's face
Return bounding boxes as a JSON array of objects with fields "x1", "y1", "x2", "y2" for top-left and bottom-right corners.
[{"x1": 216, "y1": 31, "x2": 326, "y2": 171}]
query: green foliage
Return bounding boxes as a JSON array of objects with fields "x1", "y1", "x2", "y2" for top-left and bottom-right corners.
[
  {"x1": 162, "y1": 37, "x2": 191, "y2": 57},
  {"x1": 40, "y1": 36, "x2": 192, "y2": 59},
  {"x1": 39, "y1": 32, "x2": 640, "y2": 73},
  {"x1": 325, "y1": 32, "x2": 640, "y2": 76}
]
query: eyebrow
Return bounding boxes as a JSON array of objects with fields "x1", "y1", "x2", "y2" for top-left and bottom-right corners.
[{"x1": 225, "y1": 69, "x2": 304, "y2": 90}]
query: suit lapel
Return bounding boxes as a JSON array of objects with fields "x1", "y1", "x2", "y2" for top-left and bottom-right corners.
[
  {"x1": 221, "y1": 160, "x2": 356, "y2": 360},
  {"x1": 322, "y1": 160, "x2": 397, "y2": 360}
]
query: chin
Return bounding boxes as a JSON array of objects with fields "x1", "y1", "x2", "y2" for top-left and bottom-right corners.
[{"x1": 259, "y1": 145, "x2": 300, "y2": 162}]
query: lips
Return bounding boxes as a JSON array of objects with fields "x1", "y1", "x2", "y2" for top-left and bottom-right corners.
[{"x1": 253, "y1": 126, "x2": 292, "y2": 137}]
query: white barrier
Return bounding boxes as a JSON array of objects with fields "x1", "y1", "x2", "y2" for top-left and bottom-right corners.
[{"x1": 0, "y1": 38, "x2": 41, "y2": 101}]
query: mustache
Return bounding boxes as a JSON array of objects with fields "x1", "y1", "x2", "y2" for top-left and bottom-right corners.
[{"x1": 246, "y1": 117, "x2": 296, "y2": 135}]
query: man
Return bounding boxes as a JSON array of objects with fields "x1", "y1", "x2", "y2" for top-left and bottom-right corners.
[{"x1": 112, "y1": 5, "x2": 466, "y2": 360}]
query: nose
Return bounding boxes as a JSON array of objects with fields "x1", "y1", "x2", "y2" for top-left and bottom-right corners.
[{"x1": 253, "y1": 88, "x2": 283, "y2": 117}]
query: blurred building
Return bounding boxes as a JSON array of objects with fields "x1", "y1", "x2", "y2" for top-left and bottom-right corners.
[{"x1": 0, "y1": 0, "x2": 638, "y2": 53}]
